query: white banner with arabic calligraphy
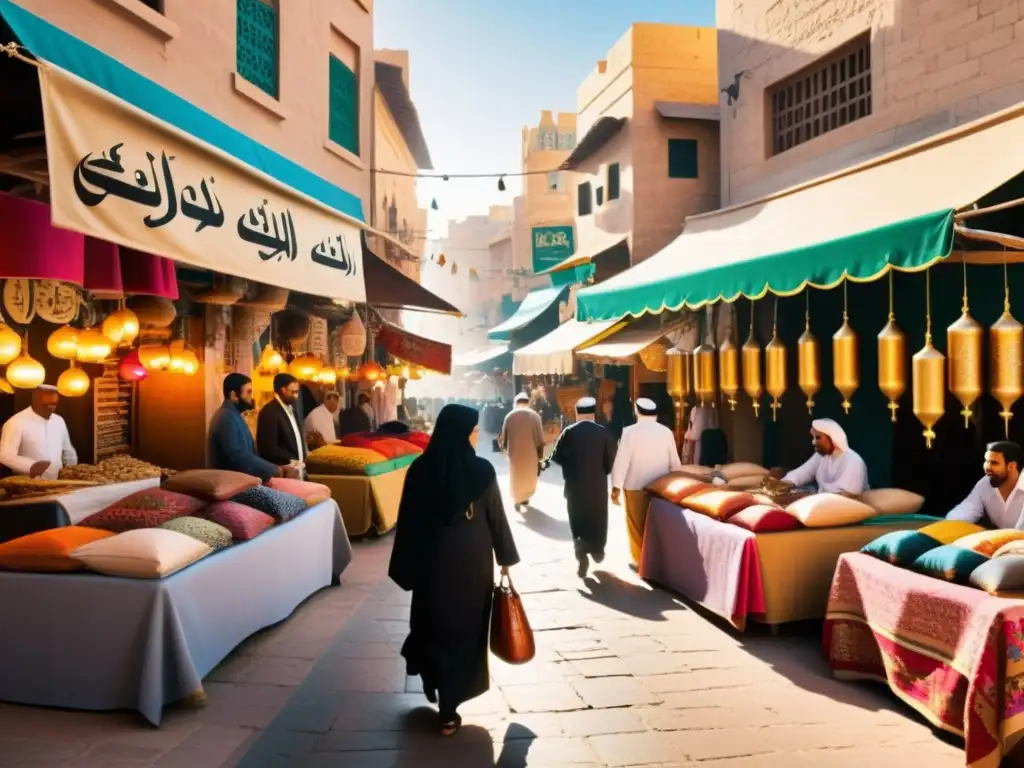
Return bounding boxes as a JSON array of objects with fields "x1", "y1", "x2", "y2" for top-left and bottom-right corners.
[{"x1": 39, "y1": 64, "x2": 365, "y2": 302}]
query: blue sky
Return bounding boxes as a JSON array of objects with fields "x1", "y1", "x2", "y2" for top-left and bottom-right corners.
[{"x1": 373, "y1": 0, "x2": 716, "y2": 228}]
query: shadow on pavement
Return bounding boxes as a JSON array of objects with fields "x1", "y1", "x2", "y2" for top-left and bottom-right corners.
[
  {"x1": 577, "y1": 570, "x2": 687, "y2": 622},
  {"x1": 517, "y1": 504, "x2": 573, "y2": 541},
  {"x1": 392, "y1": 708, "x2": 535, "y2": 767}
]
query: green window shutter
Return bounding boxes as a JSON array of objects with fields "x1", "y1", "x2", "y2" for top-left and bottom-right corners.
[
  {"x1": 607, "y1": 163, "x2": 621, "y2": 200},
  {"x1": 236, "y1": 0, "x2": 278, "y2": 98},
  {"x1": 329, "y1": 55, "x2": 359, "y2": 155},
  {"x1": 668, "y1": 139, "x2": 699, "y2": 179},
  {"x1": 577, "y1": 182, "x2": 592, "y2": 216}
]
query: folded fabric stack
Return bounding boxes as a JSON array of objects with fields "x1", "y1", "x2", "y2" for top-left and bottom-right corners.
[{"x1": 0, "y1": 469, "x2": 333, "y2": 580}]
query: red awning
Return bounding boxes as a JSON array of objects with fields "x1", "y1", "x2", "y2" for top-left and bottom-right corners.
[{"x1": 376, "y1": 319, "x2": 452, "y2": 374}]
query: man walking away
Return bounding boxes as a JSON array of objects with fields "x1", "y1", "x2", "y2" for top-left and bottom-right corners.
[
  {"x1": 548, "y1": 396, "x2": 617, "y2": 578},
  {"x1": 611, "y1": 398, "x2": 682, "y2": 565},
  {"x1": 500, "y1": 392, "x2": 544, "y2": 512}
]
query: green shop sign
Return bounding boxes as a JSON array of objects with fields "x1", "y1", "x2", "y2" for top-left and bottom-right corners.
[{"x1": 531, "y1": 225, "x2": 575, "y2": 273}]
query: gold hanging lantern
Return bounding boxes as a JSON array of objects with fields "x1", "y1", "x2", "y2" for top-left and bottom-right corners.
[
  {"x1": 693, "y1": 340, "x2": 716, "y2": 407},
  {"x1": 666, "y1": 348, "x2": 690, "y2": 400},
  {"x1": 289, "y1": 354, "x2": 324, "y2": 381},
  {"x1": 765, "y1": 298, "x2": 786, "y2": 421},
  {"x1": 913, "y1": 270, "x2": 945, "y2": 449},
  {"x1": 47, "y1": 326, "x2": 79, "y2": 360},
  {"x1": 991, "y1": 258, "x2": 1024, "y2": 438},
  {"x1": 101, "y1": 312, "x2": 126, "y2": 345},
  {"x1": 339, "y1": 313, "x2": 367, "y2": 358},
  {"x1": 741, "y1": 303, "x2": 763, "y2": 417},
  {"x1": 115, "y1": 304, "x2": 140, "y2": 345},
  {"x1": 877, "y1": 271, "x2": 907, "y2": 422},
  {"x1": 947, "y1": 261, "x2": 983, "y2": 428},
  {"x1": 75, "y1": 327, "x2": 113, "y2": 363},
  {"x1": 316, "y1": 367, "x2": 338, "y2": 386},
  {"x1": 138, "y1": 343, "x2": 170, "y2": 371},
  {"x1": 718, "y1": 337, "x2": 739, "y2": 409},
  {"x1": 181, "y1": 349, "x2": 200, "y2": 376},
  {"x1": 0, "y1": 321, "x2": 20, "y2": 366},
  {"x1": 260, "y1": 344, "x2": 285, "y2": 372},
  {"x1": 832, "y1": 281, "x2": 859, "y2": 414},
  {"x1": 6, "y1": 336, "x2": 45, "y2": 390},
  {"x1": 797, "y1": 291, "x2": 820, "y2": 414},
  {"x1": 57, "y1": 361, "x2": 90, "y2": 397}
]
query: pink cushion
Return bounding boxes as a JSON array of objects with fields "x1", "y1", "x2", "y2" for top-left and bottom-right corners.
[
  {"x1": 729, "y1": 504, "x2": 802, "y2": 533},
  {"x1": 404, "y1": 431, "x2": 430, "y2": 450},
  {"x1": 200, "y1": 501, "x2": 275, "y2": 541},
  {"x1": 267, "y1": 478, "x2": 332, "y2": 505},
  {"x1": 80, "y1": 488, "x2": 206, "y2": 532}
]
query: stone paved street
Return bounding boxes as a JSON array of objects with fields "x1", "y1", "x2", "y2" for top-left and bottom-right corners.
[{"x1": 0, "y1": 436, "x2": 966, "y2": 767}]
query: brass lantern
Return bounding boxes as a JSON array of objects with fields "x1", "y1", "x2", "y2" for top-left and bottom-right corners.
[
  {"x1": 947, "y1": 263, "x2": 983, "y2": 428},
  {"x1": 765, "y1": 299, "x2": 787, "y2": 421},
  {"x1": 718, "y1": 337, "x2": 739, "y2": 410},
  {"x1": 991, "y1": 261, "x2": 1024, "y2": 438},
  {"x1": 797, "y1": 292, "x2": 820, "y2": 414},
  {"x1": 913, "y1": 270, "x2": 945, "y2": 448},
  {"x1": 741, "y1": 304, "x2": 763, "y2": 417},
  {"x1": 666, "y1": 348, "x2": 692, "y2": 401},
  {"x1": 877, "y1": 272, "x2": 907, "y2": 422},
  {"x1": 693, "y1": 340, "x2": 716, "y2": 407},
  {"x1": 832, "y1": 282, "x2": 859, "y2": 415}
]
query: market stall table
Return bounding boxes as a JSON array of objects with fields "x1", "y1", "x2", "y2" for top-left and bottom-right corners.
[
  {"x1": 310, "y1": 465, "x2": 409, "y2": 536},
  {"x1": 0, "y1": 498, "x2": 352, "y2": 726}
]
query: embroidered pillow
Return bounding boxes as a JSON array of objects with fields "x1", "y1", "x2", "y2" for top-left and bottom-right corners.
[
  {"x1": 0, "y1": 526, "x2": 115, "y2": 572},
  {"x1": 969, "y1": 556, "x2": 1024, "y2": 594},
  {"x1": 232, "y1": 486, "x2": 307, "y2": 522},
  {"x1": 306, "y1": 445, "x2": 388, "y2": 475},
  {"x1": 80, "y1": 489, "x2": 206, "y2": 533},
  {"x1": 163, "y1": 469, "x2": 260, "y2": 501},
  {"x1": 267, "y1": 477, "x2": 332, "y2": 505},
  {"x1": 858, "y1": 488, "x2": 925, "y2": 516},
  {"x1": 71, "y1": 528, "x2": 211, "y2": 579},
  {"x1": 160, "y1": 516, "x2": 233, "y2": 549},
  {"x1": 200, "y1": 501, "x2": 275, "y2": 541},
  {"x1": 953, "y1": 529, "x2": 1024, "y2": 558},
  {"x1": 728, "y1": 504, "x2": 801, "y2": 533},
  {"x1": 679, "y1": 489, "x2": 756, "y2": 521},
  {"x1": 861, "y1": 530, "x2": 943, "y2": 566},
  {"x1": 785, "y1": 493, "x2": 877, "y2": 528},
  {"x1": 917, "y1": 520, "x2": 987, "y2": 545},
  {"x1": 911, "y1": 544, "x2": 990, "y2": 585},
  {"x1": 645, "y1": 473, "x2": 711, "y2": 505}
]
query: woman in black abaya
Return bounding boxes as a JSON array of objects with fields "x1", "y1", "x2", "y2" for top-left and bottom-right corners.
[{"x1": 388, "y1": 404, "x2": 520, "y2": 736}]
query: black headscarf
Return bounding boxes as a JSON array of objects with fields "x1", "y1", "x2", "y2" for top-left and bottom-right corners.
[{"x1": 412, "y1": 403, "x2": 493, "y2": 525}]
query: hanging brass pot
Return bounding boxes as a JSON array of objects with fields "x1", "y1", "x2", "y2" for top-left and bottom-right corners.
[
  {"x1": 991, "y1": 309, "x2": 1024, "y2": 438},
  {"x1": 797, "y1": 295, "x2": 820, "y2": 414},
  {"x1": 877, "y1": 318, "x2": 906, "y2": 422},
  {"x1": 693, "y1": 342, "x2": 716, "y2": 407},
  {"x1": 742, "y1": 327, "x2": 763, "y2": 418},
  {"x1": 947, "y1": 312, "x2": 983, "y2": 428},
  {"x1": 718, "y1": 338, "x2": 739, "y2": 409}
]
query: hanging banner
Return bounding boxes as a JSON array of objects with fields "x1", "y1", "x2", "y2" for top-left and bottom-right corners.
[
  {"x1": 531, "y1": 225, "x2": 575, "y2": 273},
  {"x1": 376, "y1": 320, "x2": 452, "y2": 374},
  {"x1": 39, "y1": 64, "x2": 365, "y2": 302}
]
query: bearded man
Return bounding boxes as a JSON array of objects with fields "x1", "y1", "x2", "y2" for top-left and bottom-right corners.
[
  {"x1": 947, "y1": 441, "x2": 1024, "y2": 529},
  {"x1": 771, "y1": 418, "x2": 868, "y2": 497},
  {"x1": 208, "y1": 373, "x2": 297, "y2": 480}
]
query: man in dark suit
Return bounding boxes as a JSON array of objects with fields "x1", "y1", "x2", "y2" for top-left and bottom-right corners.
[
  {"x1": 208, "y1": 373, "x2": 296, "y2": 480},
  {"x1": 257, "y1": 373, "x2": 306, "y2": 474}
]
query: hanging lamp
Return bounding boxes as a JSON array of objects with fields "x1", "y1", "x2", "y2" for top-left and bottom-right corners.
[
  {"x1": 912, "y1": 269, "x2": 945, "y2": 449},
  {"x1": 741, "y1": 300, "x2": 762, "y2": 417},
  {"x1": 260, "y1": 344, "x2": 284, "y2": 372},
  {"x1": 359, "y1": 360, "x2": 385, "y2": 382},
  {"x1": 947, "y1": 260, "x2": 983, "y2": 427},
  {"x1": 138, "y1": 343, "x2": 171, "y2": 371},
  {"x1": 832, "y1": 280, "x2": 859, "y2": 414},
  {"x1": 765, "y1": 298, "x2": 787, "y2": 421},
  {"x1": 57, "y1": 361, "x2": 90, "y2": 397},
  {"x1": 6, "y1": 335, "x2": 45, "y2": 390},
  {"x1": 289, "y1": 353, "x2": 324, "y2": 381},
  {"x1": 718, "y1": 334, "x2": 739, "y2": 410},
  {"x1": 797, "y1": 291, "x2": 820, "y2": 414},
  {"x1": 0, "y1": 311, "x2": 21, "y2": 365},
  {"x1": 118, "y1": 349, "x2": 148, "y2": 381},
  {"x1": 76, "y1": 326, "x2": 113, "y2": 363},
  {"x1": 47, "y1": 326, "x2": 79, "y2": 360},
  {"x1": 877, "y1": 271, "x2": 907, "y2": 422},
  {"x1": 990, "y1": 254, "x2": 1024, "y2": 438}
]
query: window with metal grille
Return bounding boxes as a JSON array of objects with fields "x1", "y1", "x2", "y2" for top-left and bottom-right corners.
[
  {"x1": 668, "y1": 139, "x2": 698, "y2": 179},
  {"x1": 769, "y1": 34, "x2": 872, "y2": 155},
  {"x1": 236, "y1": 0, "x2": 278, "y2": 98},
  {"x1": 607, "y1": 163, "x2": 621, "y2": 200},
  {"x1": 577, "y1": 182, "x2": 592, "y2": 216},
  {"x1": 329, "y1": 55, "x2": 359, "y2": 155}
]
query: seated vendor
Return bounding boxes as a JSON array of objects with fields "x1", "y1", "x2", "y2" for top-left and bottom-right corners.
[
  {"x1": 771, "y1": 418, "x2": 868, "y2": 496},
  {"x1": 0, "y1": 385, "x2": 78, "y2": 480},
  {"x1": 947, "y1": 441, "x2": 1024, "y2": 529}
]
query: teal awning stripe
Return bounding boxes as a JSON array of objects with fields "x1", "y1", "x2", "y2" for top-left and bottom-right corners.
[
  {"x1": 0, "y1": 0, "x2": 363, "y2": 221},
  {"x1": 488, "y1": 285, "x2": 568, "y2": 342}
]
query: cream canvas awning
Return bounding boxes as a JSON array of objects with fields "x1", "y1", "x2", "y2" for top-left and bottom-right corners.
[
  {"x1": 453, "y1": 344, "x2": 510, "y2": 368},
  {"x1": 576, "y1": 324, "x2": 669, "y2": 365},
  {"x1": 512, "y1": 318, "x2": 625, "y2": 376},
  {"x1": 576, "y1": 104, "x2": 1024, "y2": 321}
]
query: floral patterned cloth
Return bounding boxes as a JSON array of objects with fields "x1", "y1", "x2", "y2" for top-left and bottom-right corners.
[{"x1": 825, "y1": 552, "x2": 1024, "y2": 767}]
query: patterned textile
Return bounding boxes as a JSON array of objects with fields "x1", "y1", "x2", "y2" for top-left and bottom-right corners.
[
  {"x1": 956, "y1": 530, "x2": 1024, "y2": 558},
  {"x1": 306, "y1": 445, "x2": 387, "y2": 475},
  {"x1": 80, "y1": 489, "x2": 206, "y2": 533},
  {"x1": 200, "y1": 501, "x2": 275, "y2": 541},
  {"x1": 825, "y1": 552, "x2": 1024, "y2": 768},
  {"x1": 231, "y1": 486, "x2": 306, "y2": 522},
  {"x1": 160, "y1": 517, "x2": 233, "y2": 550}
]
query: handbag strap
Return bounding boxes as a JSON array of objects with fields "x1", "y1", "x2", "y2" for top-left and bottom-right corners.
[{"x1": 498, "y1": 571, "x2": 514, "y2": 591}]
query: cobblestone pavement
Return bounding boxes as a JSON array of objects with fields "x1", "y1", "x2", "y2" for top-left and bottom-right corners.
[{"x1": 0, "y1": 436, "x2": 966, "y2": 767}]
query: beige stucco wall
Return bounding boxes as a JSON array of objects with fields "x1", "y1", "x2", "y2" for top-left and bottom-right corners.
[
  {"x1": 573, "y1": 24, "x2": 720, "y2": 266},
  {"x1": 717, "y1": 0, "x2": 1024, "y2": 205},
  {"x1": 13, "y1": 0, "x2": 373, "y2": 211}
]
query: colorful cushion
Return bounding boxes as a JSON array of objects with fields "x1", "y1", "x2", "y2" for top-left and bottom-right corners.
[
  {"x1": 375, "y1": 437, "x2": 422, "y2": 457},
  {"x1": 911, "y1": 544, "x2": 990, "y2": 584},
  {"x1": 71, "y1": 528, "x2": 211, "y2": 578},
  {"x1": 232, "y1": 486, "x2": 307, "y2": 521},
  {"x1": 728, "y1": 505, "x2": 801, "y2": 533},
  {"x1": 994, "y1": 540, "x2": 1024, "y2": 559},
  {"x1": 917, "y1": 520, "x2": 987, "y2": 544},
  {"x1": 645, "y1": 473, "x2": 711, "y2": 504},
  {"x1": 969, "y1": 556, "x2": 1024, "y2": 594},
  {"x1": 163, "y1": 469, "x2": 260, "y2": 501},
  {"x1": 726, "y1": 475, "x2": 767, "y2": 491},
  {"x1": 751, "y1": 493, "x2": 783, "y2": 508},
  {"x1": 680, "y1": 489, "x2": 756, "y2": 521},
  {"x1": 785, "y1": 493, "x2": 877, "y2": 528},
  {"x1": 267, "y1": 477, "x2": 332, "y2": 505},
  {"x1": 341, "y1": 434, "x2": 383, "y2": 452},
  {"x1": 0, "y1": 526, "x2": 115, "y2": 572},
  {"x1": 858, "y1": 488, "x2": 925, "y2": 516},
  {"x1": 953, "y1": 529, "x2": 1024, "y2": 558},
  {"x1": 306, "y1": 445, "x2": 388, "y2": 475},
  {"x1": 200, "y1": 501, "x2": 275, "y2": 541},
  {"x1": 80, "y1": 489, "x2": 206, "y2": 532},
  {"x1": 861, "y1": 530, "x2": 943, "y2": 566},
  {"x1": 160, "y1": 516, "x2": 233, "y2": 549},
  {"x1": 404, "y1": 431, "x2": 430, "y2": 450},
  {"x1": 678, "y1": 464, "x2": 714, "y2": 482},
  {"x1": 715, "y1": 462, "x2": 770, "y2": 481}
]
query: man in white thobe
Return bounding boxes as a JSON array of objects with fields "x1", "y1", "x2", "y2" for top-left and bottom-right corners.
[
  {"x1": 0, "y1": 385, "x2": 78, "y2": 480},
  {"x1": 947, "y1": 441, "x2": 1024, "y2": 529},
  {"x1": 500, "y1": 392, "x2": 545, "y2": 512},
  {"x1": 774, "y1": 418, "x2": 868, "y2": 496},
  {"x1": 611, "y1": 398, "x2": 682, "y2": 565},
  {"x1": 304, "y1": 390, "x2": 341, "y2": 448}
]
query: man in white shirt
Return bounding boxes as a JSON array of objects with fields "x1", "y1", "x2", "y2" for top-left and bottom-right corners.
[
  {"x1": 773, "y1": 418, "x2": 869, "y2": 497},
  {"x1": 0, "y1": 385, "x2": 78, "y2": 480},
  {"x1": 611, "y1": 398, "x2": 682, "y2": 564},
  {"x1": 304, "y1": 390, "x2": 341, "y2": 449},
  {"x1": 947, "y1": 441, "x2": 1024, "y2": 529}
]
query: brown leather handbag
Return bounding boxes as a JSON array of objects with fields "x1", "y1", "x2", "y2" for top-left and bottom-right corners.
[{"x1": 489, "y1": 572, "x2": 535, "y2": 664}]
